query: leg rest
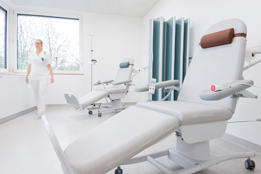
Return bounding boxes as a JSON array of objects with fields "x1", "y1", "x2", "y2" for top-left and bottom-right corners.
[
  {"x1": 65, "y1": 93, "x2": 83, "y2": 111},
  {"x1": 63, "y1": 106, "x2": 180, "y2": 174}
]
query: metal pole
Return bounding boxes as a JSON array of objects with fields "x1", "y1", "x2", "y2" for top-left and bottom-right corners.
[
  {"x1": 89, "y1": 34, "x2": 95, "y2": 91},
  {"x1": 91, "y1": 64, "x2": 93, "y2": 91}
]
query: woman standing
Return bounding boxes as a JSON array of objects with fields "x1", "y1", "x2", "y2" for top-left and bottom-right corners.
[{"x1": 25, "y1": 39, "x2": 54, "y2": 118}]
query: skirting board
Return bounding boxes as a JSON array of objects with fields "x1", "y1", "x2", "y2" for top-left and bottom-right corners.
[
  {"x1": 0, "y1": 106, "x2": 37, "y2": 125},
  {"x1": 0, "y1": 102, "x2": 137, "y2": 125},
  {"x1": 47, "y1": 104, "x2": 68, "y2": 107},
  {"x1": 47, "y1": 102, "x2": 137, "y2": 107},
  {"x1": 222, "y1": 133, "x2": 261, "y2": 154}
]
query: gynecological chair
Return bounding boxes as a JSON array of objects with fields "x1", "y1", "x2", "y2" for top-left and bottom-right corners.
[
  {"x1": 42, "y1": 19, "x2": 258, "y2": 174},
  {"x1": 65, "y1": 57, "x2": 136, "y2": 117}
]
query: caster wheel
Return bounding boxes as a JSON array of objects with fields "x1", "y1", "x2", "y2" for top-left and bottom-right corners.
[
  {"x1": 114, "y1": 167, "x2": 123, "y2": 174},
  {"x1": 98, "y1": 113, "x2": 102, "y2": 117},
  {"x1": 88, "y1": 111, "x2": 93, "y2": 115},
  {"x1": 245, "y1": 158, "x2": 255, "y2": 170}
]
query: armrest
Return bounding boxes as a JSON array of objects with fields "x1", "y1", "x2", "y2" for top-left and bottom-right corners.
[
  {"x1": 41, "y1": 115, "x2": 74, "y2": 174},
  {"x1": 94, "y1": 80, "x2": 114, "y2": 86},
  {"x1": 114, "y1": 80, "x2": 132, "y2": 86},
  {"x1": 199, "y1": 80, "x2": 254, "y2": 101},
  {"x1": 135, "y1": 80, "x2": 180, "y2": 92}
]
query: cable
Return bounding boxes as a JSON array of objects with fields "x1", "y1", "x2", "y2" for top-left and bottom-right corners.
[
  {"x1": 228, "y1": 119, "x2": 261, "y2": 123},
  {"x1": 132, "y1": 71, "x2": 141, "y2": 79},
  {"x1": 161, "y1": 87, "x2": 175, "y2": 101},
  {"x1": 105, "y1": 97, "x2": 111, "y2": 104}
]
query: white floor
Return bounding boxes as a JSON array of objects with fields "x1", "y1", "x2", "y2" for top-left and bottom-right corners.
[{"x1": 0, "y1": 107, "x2": 260, "y2": 174}]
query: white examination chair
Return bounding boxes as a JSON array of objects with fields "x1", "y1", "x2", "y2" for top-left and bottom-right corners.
[
  {"x1": 43, "y1": 19, "x2": 257, "y2": 174},
  {"x1": 65, "y1": 58, "x2": 135, "y2": 117}
]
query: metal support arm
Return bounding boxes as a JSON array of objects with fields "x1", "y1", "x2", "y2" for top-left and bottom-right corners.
[
  {"x1": 200, "y1": 80, "x2": 255, "y2": 101},
  {"x1": 113, "y1": 80, "x2": 133, "y2": 86},
  {"x1": 135, "y1": 80, "x2": 180, "y2": 92},
  {"x1": 93, "y1": 80, "x2": 114, "y2": 86}
]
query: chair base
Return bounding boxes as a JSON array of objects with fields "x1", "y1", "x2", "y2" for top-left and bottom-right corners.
[
  {"x1": 122, "y1": 137, "x2": 255, "y2": 174},
  {"x1": 65, "y1": 92, "x2": 127, "y2": 116},
  {"x1": 88, "y1": 99, "x2": 127, "y2": 116}
]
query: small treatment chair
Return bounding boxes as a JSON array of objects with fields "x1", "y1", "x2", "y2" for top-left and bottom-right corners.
[
  {"x1": 43, "y1": 19, "x2": 257, "y2": 174},
  {"x1": 65, "y1": 58, "x2": 135, "y2": 117}
]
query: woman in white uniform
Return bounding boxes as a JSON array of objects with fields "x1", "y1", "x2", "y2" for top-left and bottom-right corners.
[{"x1": 25, "y1": 39, "x2": 54, "y2": 118}]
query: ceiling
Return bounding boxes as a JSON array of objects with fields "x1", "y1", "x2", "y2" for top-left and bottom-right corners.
[{"x1": 8, "y1": 0, "x2": 159, "y2": 17}]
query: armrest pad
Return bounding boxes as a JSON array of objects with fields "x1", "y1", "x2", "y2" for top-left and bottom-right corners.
[
  {"x1": 135, "y1": 80, "x2": 180, "y2": 92},
  {"x1": 199, "y1": 80, "x2": 254, "y2": 101},
  {"x1": 94, "y1": 80, "x2": 114, "y2": 86},
  {"x1": 114, "y1": 80, "x2": 132, "y2": 86}
]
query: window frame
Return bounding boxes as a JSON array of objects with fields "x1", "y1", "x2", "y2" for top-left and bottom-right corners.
[
  {"x1": 0, "y1": 4, "x2": 8, "y2": 72},
  {"x1": 14, "y1": 11, "x2": 83, "y2": 74}
]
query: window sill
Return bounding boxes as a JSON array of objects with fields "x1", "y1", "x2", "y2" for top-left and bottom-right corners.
[
  {"x1": 0, "y1": 72, "x2": 16, "y2": 75},
  {"x1": 52, "y1": 73, "x2": 84, "y2": 75},
  {"x1": 0, "y1": 72, "x2": 84, "y2": 75}
]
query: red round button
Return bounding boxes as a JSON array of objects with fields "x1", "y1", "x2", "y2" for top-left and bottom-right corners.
[{"x1": 211, "y1": 85, "x2": 216, "y2": 91}]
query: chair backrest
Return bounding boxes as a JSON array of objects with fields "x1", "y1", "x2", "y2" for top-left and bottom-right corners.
[
  {"x1": 112, "y1": 57, "x2": 134, "y2": 90},
  {"x1": 178, "y1": 19, "x2": 247, "y2": 113},
  {"x1": 41, "y1": 115, "x2": 74, "y2": 174}
]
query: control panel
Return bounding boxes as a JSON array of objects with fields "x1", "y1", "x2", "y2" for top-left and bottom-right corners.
[{"x1": 149, "y1": 78, "x2": 156, "y2": 94}]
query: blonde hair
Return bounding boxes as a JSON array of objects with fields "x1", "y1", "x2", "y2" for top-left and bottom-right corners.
[{"x1": 35, "y1": 39, "x2": 43, "y2": 50}]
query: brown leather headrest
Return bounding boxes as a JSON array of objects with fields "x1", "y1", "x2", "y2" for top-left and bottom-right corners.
[{"x1": 200, "y1": 28, "x2": 246, "y2": 49}]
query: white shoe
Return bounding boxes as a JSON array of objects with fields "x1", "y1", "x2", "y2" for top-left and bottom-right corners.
[{"x1": 37, "y1": 112, "x2": 44, "y2": 119}]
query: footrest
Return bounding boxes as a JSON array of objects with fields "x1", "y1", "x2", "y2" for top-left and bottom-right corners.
[
  {"x1": 64, "y1": 106, "x2": 180, "y2": 174},
  {"x1": 78, "y1": 90, "x2": 109, "y2": 109},
  {"x1": 65, "y1": 93, "x2": 83, "y2": 111},
  {"x1": 65, "y1": 90, "x2": 109, "y2": 111}
]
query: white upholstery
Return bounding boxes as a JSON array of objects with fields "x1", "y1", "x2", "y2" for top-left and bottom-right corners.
[
  {"x1": 113, "y1": 57, "x2": 134, "y2": 89},
  {"x1": 47, "y1": 19, "x2": 249, "y2": 174},
  {"x1": 79, "y1": 90, "x2": 108, "y2": 109},
  {"x1": 137, "y1": 101, "x2": 233, "y2": 125},
  {"x1": 75, "y1": 58, "x2": 133, "y2": 109},
  {"x1": 96, "y1": 88, "x2": 127, "y2": 94},
  {"x1": 178, "y1": 19, "x2": 247, "y2": 113},
  {"x1": 64, "y1": 106, "x2": 179, "y2": 174},
  {"x1": 110, "y1": 57, "x2": 134, "y2": 100}
]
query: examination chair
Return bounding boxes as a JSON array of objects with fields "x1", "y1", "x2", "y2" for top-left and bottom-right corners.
[
  {"x1": 42, "y1": 19, "x2": 257, "y2": 174},
  {"x1": 65, "y1": 58, "x2": 135, "y2": 117}
]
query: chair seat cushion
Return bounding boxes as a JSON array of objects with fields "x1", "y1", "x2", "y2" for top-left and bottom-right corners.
[
  {"x1": 96, "y1": 88, "x2": 127, "y2": 94},
  {"x1": 136, "y1": 101, "x2": 233, "y2": 125},
  {"x1": 78, "y1": 88, "x2": 127, "y2": 109},
  {"x1": 64, "y1": 106, "x2": 179, "y2": 174},
  {"x1": 78, "y1": 90, "x2": 108, "y2": 108}
]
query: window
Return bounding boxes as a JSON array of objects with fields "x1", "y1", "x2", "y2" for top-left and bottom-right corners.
[
  {"x1": 17, "y1": 15, "x2": 80, "y2": 71},
  {"x1": 0, "y1": 6, "x2": 7, "y2": 69}
]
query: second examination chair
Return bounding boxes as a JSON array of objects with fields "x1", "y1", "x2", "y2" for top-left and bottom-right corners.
[
  {"x1": 65, "y1": 57, "x2": 137, "y2": 117},
  {"x1": 43, "y1": 19, "x2": 257, "y2": 174}
]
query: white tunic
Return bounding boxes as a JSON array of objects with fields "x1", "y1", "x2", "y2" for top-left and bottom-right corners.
[{"x1": 27, "y1": 51, "x2": 52, "y2": 80}]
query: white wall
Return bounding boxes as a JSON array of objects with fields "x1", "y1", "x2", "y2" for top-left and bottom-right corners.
[
  {"x1": 1, "y1": 1, "x2": 143, "y2": 108},
  {"x1": 0, "y1": 1, "x2": 36, "y2": 119},
  {"x1": 142, "y1": 0, "x2": 261, "y2": 146},
  {"x1": 0, "y1": 74, "x2": 35, "y2": 119},
  {"x1": 0, "y1": 1, "x2": 143, "y2": 120},
  {"x1": 46, "y1": 12, "x2": 143, "y2": 104}
]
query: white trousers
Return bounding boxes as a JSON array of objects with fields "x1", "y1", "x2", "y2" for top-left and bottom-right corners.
[{"x1": 30, "y1": 78, "x2": 49, "y2": 113}]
